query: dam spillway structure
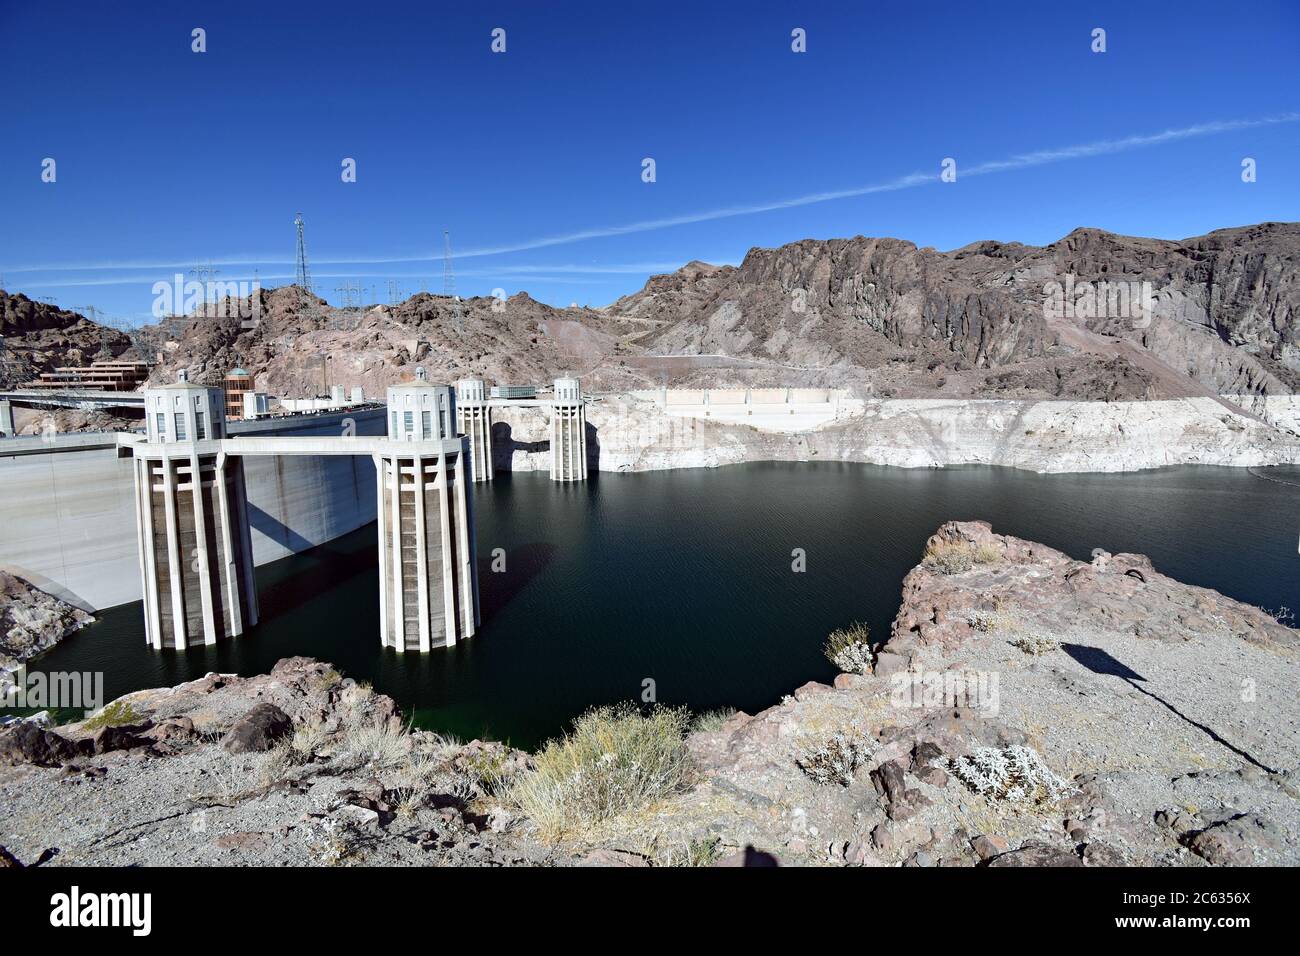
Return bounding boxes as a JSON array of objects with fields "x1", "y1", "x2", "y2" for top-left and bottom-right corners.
[
  {"x1": 550, "y1": 376, "x2": 587, "y2": 482},
  {"x1": 454, "y1": 377, "x2": 493, "y2": 482},
  {"x1": 133, "y1": 373, "x2": 258, "y2": 649},
  {"x1": 379, "y1": 370, "x2": 480, "y2": 651}
]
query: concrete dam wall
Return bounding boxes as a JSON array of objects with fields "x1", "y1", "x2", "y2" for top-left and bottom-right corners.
[{"x1": 0, "y1": 408, "x2": 387, "y2": 612}]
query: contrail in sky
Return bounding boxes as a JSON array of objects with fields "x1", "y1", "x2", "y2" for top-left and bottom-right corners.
[
  {"x1": 7, "y1": 112, "x2": 1297, "y2": 281},
  {"x1": 451, "y1": 112, "x2": 1299, "y2": 259}
]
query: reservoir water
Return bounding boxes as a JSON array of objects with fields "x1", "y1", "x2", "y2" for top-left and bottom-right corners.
[{"x1": 13, "y1": 463, "x2": 1300, "y2": 750}]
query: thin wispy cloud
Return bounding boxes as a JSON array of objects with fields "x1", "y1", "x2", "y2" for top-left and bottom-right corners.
[
  {"x1": 451, "y1": 112, "x2": 1300, "y2": 259},
  {"x1": 6, "y1": 112, "x2": 1296, "y2": 283},
  {"x1": 14, "y1": 264, "x2": 693, "y2": 290}
]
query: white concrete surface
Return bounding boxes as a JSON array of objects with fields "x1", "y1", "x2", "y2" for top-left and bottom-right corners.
[{"x1": 0, "y1": 408, "x2": 388, "y2": 611}]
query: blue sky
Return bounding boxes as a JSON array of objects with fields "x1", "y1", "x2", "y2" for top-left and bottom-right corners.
[{"x1": 1, "y1": 0, "x2": 1297, "y2": 325}]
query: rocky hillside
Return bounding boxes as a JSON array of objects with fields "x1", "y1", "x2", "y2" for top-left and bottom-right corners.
[
  {"x1": 1, "y1": 522, "x2": 1294, "y2": 867},
  {"x1": 0, "y1": 292, "x2": 133, "y2": 388},
  {"x1": 135, "y1": 223, "x2": 1299, "y2": 404},
  {"x1": 136, "y1": 285, "x2": 647, "y2": 398},
  {"x1": 613, "y1": 222, "x2": 1300, "y2": 401},
  {"x1": 1, "y1": 572, "x2": 93, "y2": 701}
]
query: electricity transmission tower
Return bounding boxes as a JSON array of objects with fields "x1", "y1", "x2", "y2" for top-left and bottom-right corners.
[
  {"x1": 294, "y1": 213, "x2": 313, "y2": 293},
  {"x1": 188, "y1": 261, "x2": 219, "y2": 315},
  {"x1": 387, "y1": 280, "x2": 403, "y2": 306},
  {"x1": 334, "y1": 281, "x2": 362, "y2": 309},
  {"x1": 76, "y1": 304, "x2": 118, "y2": 358},
  {"x1": 443, "y1": 230, "x2": 465, "y2": 332},
  {"x1": 189, "y1": 260, "x2": 219, "y2": 283}
]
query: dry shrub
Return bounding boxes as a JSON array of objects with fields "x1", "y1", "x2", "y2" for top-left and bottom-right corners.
[
  {"x1": 824, "y1": 622, "x2": 873, "y2": 674},
  {"x1": 508, "y1": 703, "x2": 691, "y2": 843}
]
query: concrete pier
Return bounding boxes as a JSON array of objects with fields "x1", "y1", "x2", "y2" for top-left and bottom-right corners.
[
  {"x1": 455, "y1": 378, "x2": 493, "y2": 482},
  {"x1": 379, "y1": 372, "x2": 480, "y2": 650},
  {"x1": 134, "y1": 375, "x2": 258, "y2": 649},
  {"x1": 550, "y1": 376, "x2": 587, "y2": 482},
  {"x1": 0, "y1": 400, "x2": 13, "y2": 437}
]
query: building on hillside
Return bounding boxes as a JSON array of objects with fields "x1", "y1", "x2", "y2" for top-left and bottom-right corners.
[
  {"x1": 21, "y1": 360, "x2": 152, "y2": 392},
  {"x1": 222, "y1": 368, "x2": 253, "y2": 420}
]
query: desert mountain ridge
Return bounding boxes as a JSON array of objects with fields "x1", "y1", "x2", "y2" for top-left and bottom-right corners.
[{"x1": 4, "y1": 221, "x2": 1297, "y2": 403}]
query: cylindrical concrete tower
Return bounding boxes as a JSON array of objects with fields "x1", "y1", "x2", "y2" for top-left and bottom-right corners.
[
  {"x1": 134, "y1": 371, "x2": 258, "y2": 649},
  {"x1": 455, "y1": 378, "x2": 493, "y2": 482},
  {"x1": 386, "y1": 367, "x2": 457, "y2": 442},
  {"x1": 550, "y1": 376, "x2": 587, "y2": 481},
  {"x1": 379, "y1": 370, "x2": 480, "y2": 650}
]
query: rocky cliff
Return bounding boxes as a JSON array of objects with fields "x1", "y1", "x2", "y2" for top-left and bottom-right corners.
[
  {"x1": 490, "y1": 394, "x2": 1300, "y2": 475},
  {"x1": 614, "y1": 222, "x2": 1300, "y2": 401},
  {"x1": 0, "y1": 292, "x2": 134, "y2": 388},
  {"x1": 1, "y1": 524, "x2": 1294, "y2": 867},
  {"x1": 134, "y1": 285, "x2": 647, "y2": 398},
  {"x1": 0, "y1": 572, "x2": 94, "y2": 701},
  {"x1": 134, "y1": 223, "x2": 1299, "y2": 406}
]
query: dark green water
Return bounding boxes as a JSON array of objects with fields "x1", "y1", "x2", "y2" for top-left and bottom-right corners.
[{"x1": 13, "y1": 463, "x2": 1300, "y2": 750}]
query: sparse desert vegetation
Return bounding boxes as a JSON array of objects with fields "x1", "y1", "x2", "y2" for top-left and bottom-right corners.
[
  {"x1": 507, "y1": 703, "x2": 691, "y2": 843},
  {"x1": 82, "y1": 698, "x2": 143, "y2": 731},
  {"x1": 924, "y1": 540, "x2": 1001, "y2": 574},
  {"x1": 939, "y1": 745, "x2": 1074, "y2": 805},
  {"x1": 689, "y1": 707, "x2": 736, "y2": 733},
  {"x1": 967, "y1": 601, "x2": 1058, "y2": 654},
  {"x1": 824, "y1": 622, "x2": 873, "y2": 674},
  {"x1": 1010, "y1": 634, "x2": 1060, "y2": 656},
  {"x1": 3, "y1": 522, "x2": 1297, "y2": 870},
  {"x1": 796, "y1": 728, "x2": 875, "y2": 786}
]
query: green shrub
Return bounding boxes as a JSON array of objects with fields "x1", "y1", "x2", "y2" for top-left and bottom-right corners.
[
  {"x1": 462, "y1": 748, "x2": 512, "y2": 795},
  {"x1": 82, "y1": 699, "x2": 142, "y2": 731},
  {"x1": 340, "y1": 722, "x2": 410, "y2": 769},
  {"x1": 824, "y1": 622, "x2": 872, "y2": 674},
  {"x1": 509, "y1": 703, "x2": 691, "y2": 843},
  {"x1": 689, "y1": 707, "x2": 736, "y2": 733}
]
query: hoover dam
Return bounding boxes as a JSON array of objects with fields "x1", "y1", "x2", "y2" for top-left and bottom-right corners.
[
  {"x1": 1, "y1": 405, "x2": 389, "y2": 612},
  {"x1": 6, "y1": 383, "x2": 1300, "y2": 616}
]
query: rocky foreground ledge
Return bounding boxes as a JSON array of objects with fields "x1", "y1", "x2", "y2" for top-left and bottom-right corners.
[{"x1": 1, "y1": 522, "x2": 1297, "y2": 867}]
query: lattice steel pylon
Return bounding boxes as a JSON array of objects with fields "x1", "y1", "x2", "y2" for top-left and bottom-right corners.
[
  {"x1": 334, "y1": 281, "x2": 362, "y2": 309},
  {"x1": 76, "y1": 304, "x2": 116, "y2": 358},
  {"x1": 443, "y1": 230, "x2": 465, "y2": 333},
  {"x1": 294, "y1": 213, "x2": 313, "y2": 294}
]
